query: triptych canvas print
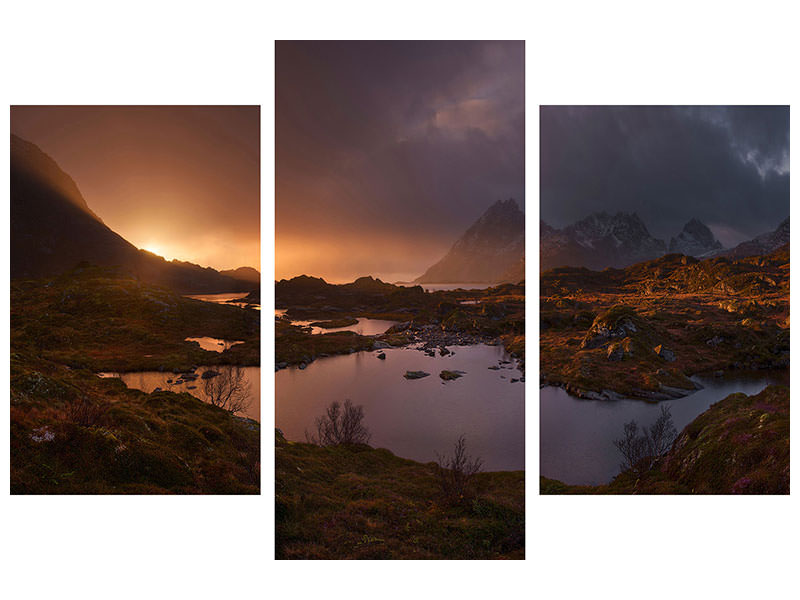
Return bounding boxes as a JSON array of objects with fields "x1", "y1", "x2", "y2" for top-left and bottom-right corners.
[{"x1": 7, "y1": 41, "x2": 790, "y2": 561}]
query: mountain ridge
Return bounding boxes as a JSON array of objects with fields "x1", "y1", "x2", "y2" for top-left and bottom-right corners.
[
  {"x1": 415, "y1": 198, "x2": 525, "y2": 284},
  {"x1": 10, "y1": 134, "x2": 256, "y2": 293}
]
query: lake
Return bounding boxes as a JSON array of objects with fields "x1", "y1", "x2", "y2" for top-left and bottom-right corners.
[
  {"x1": 98, "y1": 366, "x2": 261, "y2": 421},
  {"x1": 276, "y1": 343, "x2": 524, "y2": 470},
  {"x1": 185, "y1": 292, "x2": 260, "y2": 310},
  {"x1": 286, "y1": 317, "x2": 400, "y2": 336},
  {"x1": 185, "y1": 336, "x2": 244, "y2": 352},
  {"x1": 540, "y1": 372, "x2": 789, "y2": 485}
]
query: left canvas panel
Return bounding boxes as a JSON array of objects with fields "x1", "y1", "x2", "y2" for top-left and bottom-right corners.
[{"x1": 10, "y1": 106, "x2": 261, "y2": 494}]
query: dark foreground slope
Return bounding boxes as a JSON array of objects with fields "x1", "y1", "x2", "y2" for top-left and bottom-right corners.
[
  {"x1": 10, "y1": 134, "x2": 255, "y2": 293},
  {"x1": 276, "y1": 431, "x2": 524, "y2": 559},
  {"x1": 10, "y1": 267, "x2": 260, "y2": 493},
  {"x1": 541, "y1": 385, "x2": 789, "y2": 495}
]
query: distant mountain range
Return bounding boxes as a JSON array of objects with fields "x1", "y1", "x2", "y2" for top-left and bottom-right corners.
[
  {"x1": 541, "y1": 211, "x2": 789, "y2": 271},
  {"x1": 415, "y1": 198, "x2": 525, "y2": 284},
  {"x1": 10, "y1": 134, "x2": 258, "y2": 293}
]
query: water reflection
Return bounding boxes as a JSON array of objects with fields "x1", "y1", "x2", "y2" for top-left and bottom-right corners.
[
  {"x1": 98, "y1": 366, "x2": 261, "y2": 421},
  {"x1": 185, "y1": 336, "x2": 244, "y2": 352},
  {"x1": 276, "y1": 344, "x2": 524, "y2": 470}
]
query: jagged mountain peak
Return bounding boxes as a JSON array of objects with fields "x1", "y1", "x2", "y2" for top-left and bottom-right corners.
[
  {"x1": 415, "y1": 199, "x2": 525, "y2": 284},
  {"x1": 668, "y1": 218, "x2": 723, "y2": 256}
]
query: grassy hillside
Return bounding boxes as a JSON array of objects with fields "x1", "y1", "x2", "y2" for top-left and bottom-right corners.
[
  {"x1": 276, "y1": 431, "x2": 524, "y2": 559},
  {"x1": 10, "y1": 267, "x2": 260, "y2": 494}
]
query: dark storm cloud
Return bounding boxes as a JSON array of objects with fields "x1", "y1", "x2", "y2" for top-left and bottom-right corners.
[
  {"x1": 540, "y1": 106, "x2": 789, "y2": 247},
  {"x1": 276, "y1": 41, "x2": 524, "y2": 281}
]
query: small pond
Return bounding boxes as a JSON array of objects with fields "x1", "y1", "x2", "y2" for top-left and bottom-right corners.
[
  {"x1": 98, "y1": 366, "x2": 261, "y2": 421},
  {"x1": 276, "y1": 344, "x2": 524, "y2": 470}
]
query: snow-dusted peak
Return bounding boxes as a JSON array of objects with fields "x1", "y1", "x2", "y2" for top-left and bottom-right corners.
[{"x1": 668, "y1": 218, "x2": 723, "y2": 256}]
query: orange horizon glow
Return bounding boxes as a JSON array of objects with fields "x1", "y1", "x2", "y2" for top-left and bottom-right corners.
[{"x1": 11, "y1": 106, "x2": 260, "y2": 272}]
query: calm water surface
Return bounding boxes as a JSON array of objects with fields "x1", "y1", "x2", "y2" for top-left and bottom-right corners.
[
  {"x1": 276, "y1": 344, "x2": 524, "y2": 470},
  {"x1": 185, "y1": 337, "x2": 244, "y2": 352},
  {"x1": 540, "y1": 372, "x2": 788, "y2": 485},
  {"x1": 186, "y1": 292, "x2": 260, "y2": 310},
  {"x1": 99, "y1": 366, "x2": 261, "y2": 421},
  {"x1": 290, "y1": 317, "x2": 399, "y2": 335}
]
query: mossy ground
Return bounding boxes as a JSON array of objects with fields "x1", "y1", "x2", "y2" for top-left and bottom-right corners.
[
  {"x1": 276, "y1": 280, "x2": 525, "y2": 367},
  {"x1": 541, "y1": 247, "x2": 788, "y2": 397},
  {"x1": 276, "y1": 431, "x2": 524, "y2": 559},
  {"x1": 11, "y1": 267, "x2": 260, "y2": 494}
]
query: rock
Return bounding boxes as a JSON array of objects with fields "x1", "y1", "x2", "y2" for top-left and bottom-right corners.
[
  {"x1": 299, "y1": 363, "x2": 307, "y2": 370},
  {"x1": 510, "y1": 378, "x2": 519, "y2": 383},
  {"x1": 439, "y1": 346, "x2": 451, "y2": 356},
  {"x1": 706, "y1": 336, "x2": 724, "y2": 347},
  {"x1": 377, "y1": 352, "x2": 386, "y2": 360},
  {"x1": 653, "y1": 344, "x2": 676, "y2": 362},
  {"x1": 187, "y1": 385, "x2": 197, "y2": 390},
  {"x1": 373, "y1": 341, "x2": 391, "y2": 349},
  {"x1": 404, "y1": 370, "x2": 430, "y2": 380},
  {"x1": 439, "y1": 370, "x2": 464, "y2": 381},
  {"x1": 607, "y1": 344, "x2": 624, "y2": 361},
  {"x1": 153, "y1": 387, "x2": 162, "y2": 392},
  {"x1": 201, "y1": 370, "x2": 220, "y2": 379},
  {"x1": 488, "y1": 365, "x2": 500, "y2": 370}
]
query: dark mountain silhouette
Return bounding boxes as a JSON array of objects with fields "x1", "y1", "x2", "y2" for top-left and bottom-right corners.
[
  {"x1": 220, "y1": 266, "x2": 261, "y2": 284},
  {"x1": 415, "y1": 198, "x2": 525, "y2": 283},
  {"x1": 719, "y1": 217, "x2": 789, "y2": 259},
  {"x1": 668, "y1": 218, "x2": 723, "y2": 256},
  {"x1": 10, "y1": 134, "x2": 255, "y2": 293}
]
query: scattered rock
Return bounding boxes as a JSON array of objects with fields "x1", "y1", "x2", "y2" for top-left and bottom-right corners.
[
  {"x1": 439, "y1": 370, "x2": 464, "y2": 381},
  {"x1": 404, "y1": 370, "x2": 430, "y2": 380},
  {"x1": 653, "y1": 344, "x2": 676, "y2": 362}
]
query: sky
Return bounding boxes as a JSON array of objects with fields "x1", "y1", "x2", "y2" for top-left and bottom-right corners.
[
  {"x1": 10, "y1": 105, "x2": 260, "y2": 271},
  {"x1": 540, "y1": 106, "x2": 789, "y2": 248},
  {"x1": 276, "y1": 41, "x2": 525, "y2": 283}
]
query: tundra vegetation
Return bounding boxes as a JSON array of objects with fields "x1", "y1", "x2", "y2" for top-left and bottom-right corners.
[
  {"x1": 539, "y1": 244, "x2": 789, "y2": 494},
  {"x1": 277, "y1": 404, "x2": 523, "y2": 559},
  {"x1": 11, "y1": 265, "x2": 260, "y2": 494}
]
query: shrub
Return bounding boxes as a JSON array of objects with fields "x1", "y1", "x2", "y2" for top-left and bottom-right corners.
[
  {"x1": 308, "y1": 400, "x2": 371, "y2": 446},
  {"x1": 437, "y1": 435, "x2": 483, "y2": 505}
]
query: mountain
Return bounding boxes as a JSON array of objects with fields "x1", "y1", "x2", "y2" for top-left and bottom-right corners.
[
  {"x1": 721, "y1": 218, "x2": 790, "y2": 259},
  {"x1": 541, "y1": 212, "x2": 666, "y2": 271},
  {"x1": 668, "y1": 218, "x2": 723, "y2": 256},
  {"x1": 220, "y1": 266, "x2": 261, "y2": 284},
  {"x1": 415, "y1": 198, "x2": 525, "y2": 283},
  {"x1": 10, "y1": 134, "x2": 254, "y2": 293}
]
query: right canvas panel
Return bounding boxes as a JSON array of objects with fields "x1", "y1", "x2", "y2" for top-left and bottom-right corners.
[{"x1": 539, "y1": 106, "x2": 789, "y2": 494}]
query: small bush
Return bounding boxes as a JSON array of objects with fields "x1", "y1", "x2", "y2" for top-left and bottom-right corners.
[
  {"x1": 65, "y1": 397, "x2": 108, "y2": 428},
  {"x1": 308, "y1": 400, "x2": 371, "y2": 446},
  {"x1": 437, "y1": 435, "x2": 483, "y2": 505}
]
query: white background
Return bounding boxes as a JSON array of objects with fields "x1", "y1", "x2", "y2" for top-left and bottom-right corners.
[{"x1": 1, "y1": 0, "x2": 798, "y2": 598}]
